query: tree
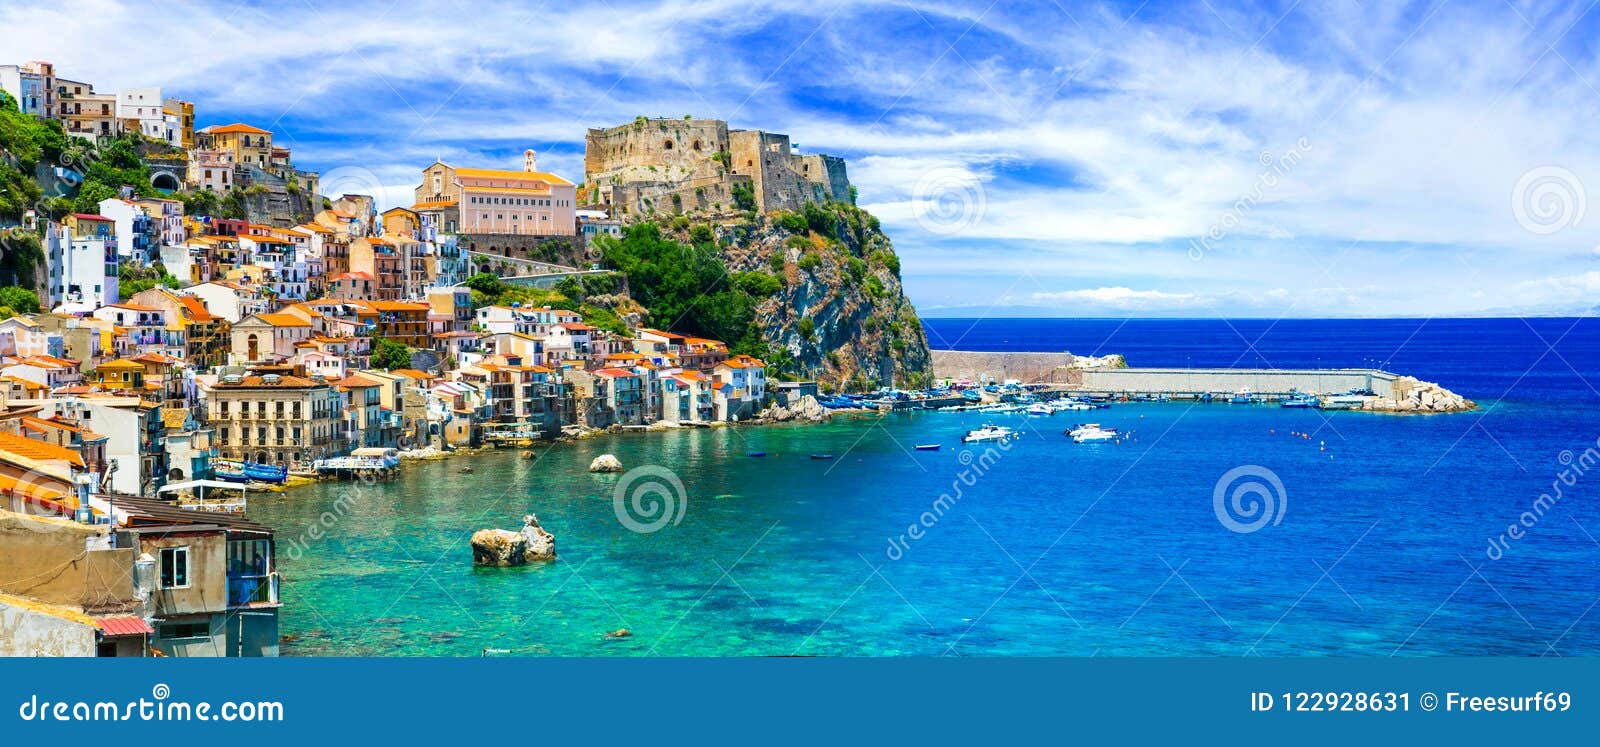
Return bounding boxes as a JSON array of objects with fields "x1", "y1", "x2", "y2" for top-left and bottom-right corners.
[
  {"x1": 0, "y1": 286, "x2": 39, "y2": 315},
  {"x1": 463, "y1": 272, "x2": 505, "y2": 298},
  {"x1": 370, "y1": 335, "x2": 412, "y2": 370}
]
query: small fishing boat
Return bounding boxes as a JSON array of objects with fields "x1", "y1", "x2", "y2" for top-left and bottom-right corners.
[
  {"x1": 1280, "y1": 393, "x2": 1318, "y2": 408},
  {"x1": 1228, "y1": 388, "x2": 1258, "y2": 404},
  {"x1": 914, "y1": 444, "x2": 941, "y2": 451},
  {"x1": 962, "y1": 424, "x2": 1016, "y2": 443},
  {"x1": 747, "y1": 451, "x2": 767, "y2": 458},
  {"x1": 809, "y1": 453, "x2": 835, "y2": 460}
]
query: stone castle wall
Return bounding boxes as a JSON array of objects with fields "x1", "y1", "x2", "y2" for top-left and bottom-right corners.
[{"x1": 583, "y1": 118, "x2": 851, "y2": 218}]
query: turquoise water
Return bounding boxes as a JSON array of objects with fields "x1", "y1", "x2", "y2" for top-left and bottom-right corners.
[
  {"x1": 257, "y1": 403, "x2": 1600, "y2": 656},
  {"x1": 252, "y1": 318, "x2": 1600, "y2": 656}
]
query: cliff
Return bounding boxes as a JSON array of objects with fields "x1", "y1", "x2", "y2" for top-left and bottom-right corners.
[{"x1": 658, "y1": 202, "x2": 932, "y2": 390}]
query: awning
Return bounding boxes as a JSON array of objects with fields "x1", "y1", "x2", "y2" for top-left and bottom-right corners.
[
  {"x1": 157, "y1": 480, "x2": 247, "y2": 494},
  {"x1": 95, "y1": 616, "x2": 153, "y2": 637}
]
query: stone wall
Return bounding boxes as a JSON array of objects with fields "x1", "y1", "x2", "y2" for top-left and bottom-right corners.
[
  {"x1": 458, "y1": 233, "x2": 587, "y2": 268},
  {"x1": 584, "y1": 117, "x2": 853, "y2": 217},
  {"x1": 931, "y1": 350, "x2": 1079, "y2": 383}
]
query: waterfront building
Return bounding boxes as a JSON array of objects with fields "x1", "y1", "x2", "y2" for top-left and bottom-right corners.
[
  {"x1": 713, "y1": 354, "x2": 768, "y2": 420},
  {"x1": 415, "y1": 151, "x2": 578, "y2": 236},
  {"x1": 205, "y1": 373, "x2": 345, "y2": 468}
]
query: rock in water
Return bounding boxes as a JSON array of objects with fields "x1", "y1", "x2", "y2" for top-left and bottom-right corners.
[
  {"x1": 471, "y1": 515, "x2": 557, "y2": 565},
  {"x1": 520, "y1": 514, "x2": 556, "y2": 561},
  {"x1": 589, "y1": 454, "x2": 624, "y2": 472},
  {"x1": 470, "y1": 529, "x2": 528, "y2": 566}
]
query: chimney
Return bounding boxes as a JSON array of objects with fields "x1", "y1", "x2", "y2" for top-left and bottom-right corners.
[{"x1": 524, "y1": 149, "x2": 537, "y2": 172}]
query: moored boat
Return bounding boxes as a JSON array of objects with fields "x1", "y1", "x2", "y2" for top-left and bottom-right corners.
[
  {"x1": 914, "y1": 444, "x2": 941, "y2": 451},
  {"x1": 961, "y1": 424, "x2": 1017, "y2": 443}
]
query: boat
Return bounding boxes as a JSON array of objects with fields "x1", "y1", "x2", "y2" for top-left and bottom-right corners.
[
  {"x1": 213, "y1": 466, "x2": 250, "y2": 483},
  {"x1": 810, "y1": 453, "x2": 835, "y2": 460},
  {"x1": 215, "y1": 460, "x2": 288, "y2": 484},
  {"x1": 1320, "y1": 394, "x2": 1368, "y2": 410},
  {"x1": 1075, "y1": 425, "x2": 1126, "y2": 444},
  {"x1": 1026, "y1": 403, "x2": 1054, "y2": 416},
  {"x1": 914, "y1": 444, "x2": 941, "y2": 451},
  {"x1": 1054, "y1": 400, "x2": 1093, "y2": 411},
  {"x1": 747, "y1": 451, "x2": 767, "y2": 458},
  {"x1": 961, "y1": 424, "x2": 1017, "y2": 443},
  {"x1": 1069, "y1": 424, "x2": 1121, "y2": 443},
  {"x1": 1228, "y1": 388, "x2": 1258, "y2": 404},
  {"x1": 1281, "y1": 393, "x2": 1318, "y2": 408}
]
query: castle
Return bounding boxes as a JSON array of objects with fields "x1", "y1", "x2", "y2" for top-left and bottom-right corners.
[{"x1": 582, "y1": 118, "x2": 851, "y2": 218}]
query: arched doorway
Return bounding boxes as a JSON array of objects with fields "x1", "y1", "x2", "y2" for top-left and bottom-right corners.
[{"x1": 246, "y1": 333, "x2": 259, "y2": 361}]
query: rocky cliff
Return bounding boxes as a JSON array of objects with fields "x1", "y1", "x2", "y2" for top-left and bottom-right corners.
[{"x1": 682, "y1": 202, "x2": 931, "y2": 389}]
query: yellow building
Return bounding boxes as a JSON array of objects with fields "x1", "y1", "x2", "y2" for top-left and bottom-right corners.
[
  {"x1": 91, "y1": 359, "x2": 145, "y2": 391},
  {"x1": 197, "y1": 123, "x2": 273, "y2": 169}
]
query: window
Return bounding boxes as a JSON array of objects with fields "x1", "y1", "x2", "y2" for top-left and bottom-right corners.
[
  {"x1": 159, "y1": 621, "x2": 210, "y2": 640},
  {"x1": 159, "y1": 546, "x2": 189, "y2": 588}
]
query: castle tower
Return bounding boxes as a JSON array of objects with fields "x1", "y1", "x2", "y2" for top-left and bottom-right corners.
[{"x1": 524, "y1": 149, "x2": 537, "y2": 172}]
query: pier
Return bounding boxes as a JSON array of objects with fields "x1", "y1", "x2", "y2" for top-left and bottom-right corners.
[{"x1": 1072, "y1": 367, "x2": 1396, "y2": 399}]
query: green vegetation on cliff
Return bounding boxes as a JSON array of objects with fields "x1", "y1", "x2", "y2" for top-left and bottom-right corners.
[{"x1": 594, "y1": 200, "x2": 932, "y2": 389}]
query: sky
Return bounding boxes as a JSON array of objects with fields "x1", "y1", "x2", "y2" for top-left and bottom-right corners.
[{"x1": 5, "y1": 0, "x2": 1600, "y2": 317}]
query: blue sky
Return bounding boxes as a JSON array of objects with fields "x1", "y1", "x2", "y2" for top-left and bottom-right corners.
[{"x1": 7, "y1": 0, "x2": 1600, "y2": 317}]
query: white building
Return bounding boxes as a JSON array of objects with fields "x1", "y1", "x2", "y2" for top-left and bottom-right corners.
[
  {"x1": 115, "y1": 86, "x2": 166, "y2": 141},
  {"x1": 49, "y1": 216, "x2": 119, "y2": 315},
  {"x1": 96, "y1": 198, "x2": 154, "y2": 261}
]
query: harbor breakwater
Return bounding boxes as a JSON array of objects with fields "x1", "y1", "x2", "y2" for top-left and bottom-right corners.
[{"x1": 932, "y1": 351, "x2": 1474, "y2": 412}]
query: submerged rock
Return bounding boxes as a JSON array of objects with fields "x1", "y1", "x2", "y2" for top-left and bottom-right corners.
[
  {"x1": 471, "y1": 515, "x2": 557, "y2": 565},
  {"x1": 589, "y1": 454, "x2": 624, "y2": 472}
]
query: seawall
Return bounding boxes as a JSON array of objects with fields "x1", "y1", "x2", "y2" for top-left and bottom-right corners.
[{"x1": 930, "y1": 350, "x2": 1079, "y2": 383}]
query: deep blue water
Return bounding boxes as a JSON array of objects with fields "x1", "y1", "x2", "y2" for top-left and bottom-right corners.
[{"x1": 255, "y1": 318, "x2": 1600, "y2": 656}]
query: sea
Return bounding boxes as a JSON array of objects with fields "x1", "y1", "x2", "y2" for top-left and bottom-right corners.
[{"x1": 253, "y1": 318, "x2": 1600, "y2": 656}]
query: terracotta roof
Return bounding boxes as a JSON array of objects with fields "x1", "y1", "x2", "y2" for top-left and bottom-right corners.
[
  {"x1": 95, "y1": 359, "x2": 145, "y2": 370},
  {"x1": 333, "y1": 375, "x2": 381, "y2": 389},
  {"x1": 0, "y1": 431, "x2": 85, "y2": 467},
  {"x1": 410, "y1": 200, "x2": 457, "y2": 210},
  {"x1": 593, "y1": 368, "x2": 637, "y2": 378},
  {"x1": 96, "y1": 616, "x2": 154, "y2": 637},
  {"x1": 205, "y1": 122, "x2": 271, "y2": 135},
  {"x1": 177, "y1": 296, "x2": 218, "y2": 322},
  {"x1": 257, "y1": 313, "x2": 311, "y2": 327},
  {"x1": 70, "y1": 213, "x2": 112, "y2": 222},
  {"x1": 453, "y1": 166, "x2": 574, "y2": 186}
]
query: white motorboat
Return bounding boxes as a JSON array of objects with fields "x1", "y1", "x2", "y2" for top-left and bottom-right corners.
[
  {"x1": 962, "y1": 424, "x2": 1017, "y2": 443},
  {"x1": 1070, "y1": 424, "x2": 1121, "y2": 443},
  {"x1": 1026, "y1": 403, "x2": 1054, "y2": 416}
]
